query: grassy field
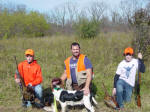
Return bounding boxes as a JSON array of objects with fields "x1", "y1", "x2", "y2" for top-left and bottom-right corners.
[{"x1": 0, "y1": 32, "x2": 150, "y2": 112}]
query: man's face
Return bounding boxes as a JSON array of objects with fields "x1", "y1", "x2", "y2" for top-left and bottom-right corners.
[
  {"x1": 71, "y1": 45, "x2": 80, "y2": 57},
  {"x1": 125, "y1": 54, "x2": 133, "y2": 62},
  {"x1": 26, "y1": 55, "x2": 34, "y2": 63}
]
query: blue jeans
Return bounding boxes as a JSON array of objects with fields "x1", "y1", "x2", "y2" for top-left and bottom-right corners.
[
  {"x1": 25, "y1": 84, "x2": 43, "y2": 107},
  {"x1": 33, "y1": 84, "x2": 43, "y2": 102},
  {"x1": 116, "y1": 79, "x2": 133, "y2": 108}
]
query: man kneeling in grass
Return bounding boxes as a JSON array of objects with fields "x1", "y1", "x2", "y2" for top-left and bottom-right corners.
[{"x1": 112, "y1": 47, "x2": 145, "y2": 110}]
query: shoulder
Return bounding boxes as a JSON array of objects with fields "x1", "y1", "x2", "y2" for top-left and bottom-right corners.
[
  {"x1": 84, "y1": 56, "x2": 90, "y2": 61},
  {"x1": 36, "y1": 63, "x2": 41, "y2": 68},
  {"x1": 34, "y1": 61, "x2": 41, "y2": 67},
  {"x1": 18, "y1": 60, "x2": 27, "y2": 66},
  {"x1": 117, "y1": 60, "x2": 126, "y2": 68},
  {"x1": 132, "y1": 58, "x2": 138, "y2": 61},
  {"x1": 131, "y1": 58, "x2": 138, "y2": 64},
  {"x1": 80, "y1": 54, "x2": 86, "y2": 58},
  {"x1": 64, "y1": 56, "x2": 72, "y2": 62},
  {"x1": 84, "y1": 56, "x2": 92, "y2": 68},
  {"x1": 118, "y1": 60, "x2": 125, "y2": 65}
]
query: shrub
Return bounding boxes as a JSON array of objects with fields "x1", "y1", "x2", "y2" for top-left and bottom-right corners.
[
  {"x1": 0, "y1": 8, "x2": 50, "y2": 38},
  {"x1": 74, "y1": 18, "x2": 100, "y2": 38}
]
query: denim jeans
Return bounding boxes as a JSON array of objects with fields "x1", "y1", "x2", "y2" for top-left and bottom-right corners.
[
  {"x1": 24, "y1": 84, "x2": 43, "y2": 107},
  {"x1": 33, "y1": 84, "x2": 43, "y2": 102},
  {"x1": 116, "y1": 79, "x2": 133, "y2": 108}
]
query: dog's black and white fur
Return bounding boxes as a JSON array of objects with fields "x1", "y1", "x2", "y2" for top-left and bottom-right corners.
[{"x1": 43, "y1": 78, "x2": 97, "y2": 112}]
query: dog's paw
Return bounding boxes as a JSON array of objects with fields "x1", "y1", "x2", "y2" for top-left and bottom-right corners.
[{"x1": 81, "y1": 108, "x2": 88, "y2": 112}]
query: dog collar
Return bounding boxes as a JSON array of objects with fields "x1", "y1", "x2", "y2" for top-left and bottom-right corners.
[{"x1": 54, "y1": 87, "x2": 62, "y2": 91}]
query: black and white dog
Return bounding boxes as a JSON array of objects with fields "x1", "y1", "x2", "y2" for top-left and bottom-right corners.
[{"x1": 43, "y1": 78, "x2": 97, "y2": 112}]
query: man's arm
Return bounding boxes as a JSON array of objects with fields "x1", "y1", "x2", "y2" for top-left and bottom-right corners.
[
  {"x1": 112, "y1": 74, "x2": 120, "y2": 96},
  {"x1": 138, "y1": 59, "x2": 145, "y2": 73},
  {"x1": 60, "y1": 70, "x2": 67, "y2": 86},
  {"x1": 84, "y1": 68, "x2": 92, "y2": 95},
  {"x1": 138, "y1": 53, "x2": 145, "y2": 73},
  {"x1": 113, "y1": 74, "x2": 120, "y2": 88},
  {"x1": 112, "y1": 62, "x2": 122, "y2": 96},
  {"x1": 83, "y1": 56, "x2": 93, "y2": 95}
]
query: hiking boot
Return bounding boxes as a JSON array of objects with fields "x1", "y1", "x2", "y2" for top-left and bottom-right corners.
[
  {"x1": 115, "y1": 107, "x2": 124, "y2": 111},
  {"x1": 115, "y1": 107, "x2": 120, "y2": 110}
]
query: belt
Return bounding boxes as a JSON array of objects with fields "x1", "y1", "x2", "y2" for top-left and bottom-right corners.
[{"x1": 72, "y1": 83, "x2": 85, "y2": 91}]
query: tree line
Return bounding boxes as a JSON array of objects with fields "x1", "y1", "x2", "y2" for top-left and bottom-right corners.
[{"x1": 0, "y1": 0, "x2": 150, "y2": 39}]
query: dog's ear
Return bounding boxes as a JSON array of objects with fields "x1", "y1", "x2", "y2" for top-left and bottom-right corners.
[
  {"x1": 51, "y1": 77, "x2": 60, "y2": 90},
  {"x1": 50, "y1": 83, "x2": 53, "y2": 91},
  {"x1": 60, "y1": 78, "x2": 64, "y2": 88},
  {"x1": 58, "y1": 78, "x2": 62, "y2": 85},
  {"x1": 51, "y1": 77, "x2": 64, "y2": 89},
  {"x1": 50, "y1": 79, "x2": 54, "y2": 91}
]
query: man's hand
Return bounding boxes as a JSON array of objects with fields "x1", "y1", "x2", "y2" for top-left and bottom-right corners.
[
  {"x1": 138, "y1": 53, "x2": 142, "y2": 59},
  {"x1": 28, "y1": 83, "x2": 32, "y2": 87},
  {"x1": 82, "y1": 87, "x2": 90, "y2": 95},
  {"x1": 112, "y1": 88, "x2": 116, "y2": 96},
  {"x1": 15, "y1": 78, "x2": 20, "y2": 83},
  {"x1": 27, "y1": 83, "x2": 34, "y2": 93}
]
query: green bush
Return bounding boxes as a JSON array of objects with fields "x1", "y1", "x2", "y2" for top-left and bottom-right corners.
[
  {"x1": 0, "y1": 8, "x2": 50, "y2": 38},
  {"x1": 23, "y1": 11, "x2": 50, "y2": 37},
  {"x1": 74, "y1": 18, "x2": 100, "y2": 38}
]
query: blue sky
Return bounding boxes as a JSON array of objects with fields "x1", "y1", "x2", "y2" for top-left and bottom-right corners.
[{"x1": 1, "y1": 0, "x2": 123, "y2": 13}]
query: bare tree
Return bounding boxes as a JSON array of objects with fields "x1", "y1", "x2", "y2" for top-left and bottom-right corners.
[
  {"x1": 111, "y1": 9, "x2": 122, "y2": 24},
  {"x1": 88, "y1": 1, "x2": 107, "y2": 22},
  {"x1": 146, "y1": 1, "x2": 150, "y2": 16},
  {"x1": 16, "y1": 4, "x2": 26, "y2": 13},
  {"x1": 119, "y1": 0, "x2": 143, "y2": 25},
  {"x1": 66, "y1": 2, "x2": 78, "y2": 25},
  {"x1": 50, "y1": 5, "x2": 67, "y2": 28}
]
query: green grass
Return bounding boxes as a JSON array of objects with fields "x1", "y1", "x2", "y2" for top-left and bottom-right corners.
[{"x1": 0, "y1": 32, "x2": 150, "y2": 112}]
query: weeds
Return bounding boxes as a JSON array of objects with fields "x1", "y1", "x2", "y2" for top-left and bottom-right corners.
[{"x1": 0, "y1": 33, "x2": 149, "y2": 111}]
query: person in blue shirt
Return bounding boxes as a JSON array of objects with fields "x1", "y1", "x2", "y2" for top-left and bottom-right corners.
[{"x1": 61, "y1": 42, "x2": 93, "y2": 95}]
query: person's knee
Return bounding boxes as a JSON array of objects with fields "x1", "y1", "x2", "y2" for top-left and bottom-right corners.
[
  {"x1": 116, "y1": 85, "x2": 123, "y2": 93},
  {"x1": 35, "y1": 85, "x2": 42, "y2": 96},
  {"x1": 125, "y1": 92, "x2": 132, "y2": 102},
  {"x1": 116, "y1": 80, "x2": 124, "y2": 93},
  {"x1": 124, "y1": 84, "x2": 133, "y2": 102}
]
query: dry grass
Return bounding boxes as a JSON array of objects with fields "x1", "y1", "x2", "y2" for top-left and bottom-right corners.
[{"x1": 0, "y1": 32, "x2": 150, "y2": 112}]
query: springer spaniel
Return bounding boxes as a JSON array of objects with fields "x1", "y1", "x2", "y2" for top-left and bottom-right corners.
[{"x1": 43, "y1": 78, "x2": 97, "y2": 112}]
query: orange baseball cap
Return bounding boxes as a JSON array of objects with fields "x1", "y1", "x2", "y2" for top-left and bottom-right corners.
[
  {"x1": 25, "y1": 49, "x2": 34, "y2": 56},
  {"x1": 124, "y1": 47, "x2": 134, "y2": 55}
]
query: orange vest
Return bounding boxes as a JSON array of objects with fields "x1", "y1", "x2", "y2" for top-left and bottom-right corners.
[{"x1": 64, "y1": 54, "x2": 86, "y2": 79}]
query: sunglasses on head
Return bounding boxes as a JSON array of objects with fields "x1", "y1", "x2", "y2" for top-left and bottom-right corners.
[
  {"x1": 26, "y1": 55, "x2": 33, "y2": 57},
  {"x1": 125, "y1": 53, "x2": 132, "y2": 56}
]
